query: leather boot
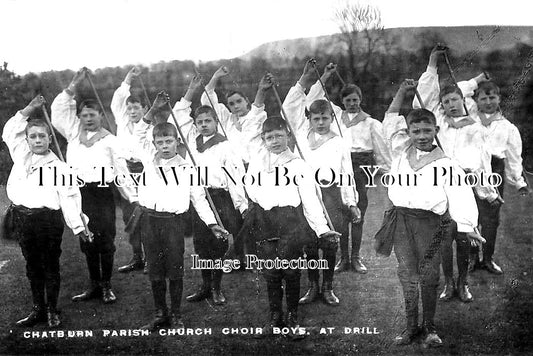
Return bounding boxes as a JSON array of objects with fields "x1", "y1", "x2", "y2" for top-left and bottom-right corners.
[
  {"x1": 421, "y1": 321, "x2": 443, "y2": 348},
  {"x1": 334, "y1": 257, "x2": 350, "y2": 272},
  {"x1": 298, "y1": 280, "x2": 319, "y2": 304},
  {"x1": 47, "y1": 306, "x2": 61, "y2": 328},
  {"x1": 322, "y1": 281, "x2": 340, "y2": 306},
  {"x1": 101, "y1": 281, "x2": 117, "y2": 304},
  {"x1": 457, "y1": 278, "x2": 473, "y2": 303},
  {"x1": 351, "y1": 255, "x2": 367, "y2": 274},
  {"x1": 72, "y1": 280, "x2": 101, "y2": 302},
  {"x1": 142, "y1": 281, "x2": 169, "y2": 331},
  {"x1": 394, "y1": 315, "x2": 420, "y2": 346},
  {"x1": 286, "y1": 311, "x2": 305, "y2": 341},
  {"x1": 141, "y1": 309, "x2": 169, "y2": 331},
  {"x1": 482, "y1": 259, "x2": 503, "y2": 275},
  {"x1": 170, "y1": 313, "x2": 184, "y2": 329},
  {"x1": 255, "y1": 311, "x2": 284, "y2": 338},
  {"x1": 118, "y1": 254, "x2": 144, "y2": 273},
  {"x1": 16, "y1": 305, "x2": 47, "y2": 327},
  {"x1": 187, "y1": 269, "x2": 211, "y2": 302},
  {"x1": 211, "y1": 270, "x2": 226, "y2": 305},
  {"x1": 439, "y1": 277, "x2": 455, "y2": 301}
]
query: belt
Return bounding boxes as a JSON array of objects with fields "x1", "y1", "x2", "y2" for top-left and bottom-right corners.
[{"x1": 12, "y1": 204, "x2": 56, "y2": 216}]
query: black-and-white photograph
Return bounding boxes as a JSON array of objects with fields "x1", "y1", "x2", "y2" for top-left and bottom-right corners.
[{"x1": 1, "y1": 0, "x2": 532, "y2": 354}]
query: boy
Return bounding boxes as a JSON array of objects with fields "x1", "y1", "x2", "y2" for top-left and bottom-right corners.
[
  {"x1": 283, "y1": 61, "x2": 361, "y2": 306},
  {"x1": 169, "y1": 74, "x2": 249, "y2": 305},
  {"x1": 415, "y1": 45, "x2": 499, "y2": 302},
  {"x1": 132, "y1": 92, "x2": 228, "y2": 330},
  {"x1": 3, "y1": 95, "x2": 91, "y2": 328},
  {"x1": 110, "y1": 66, "x2": 147, "y2": 274},
  {"x1": 306, "y1": 63, "x2": 392, "y2": 273},
  {"x1": 380, "y1": 79, "x2": 484, "y2": 347},
  {"x1": 241, "y1": 74, "x2": 340, "y2": 339},
  {"x1": 471, "y1": 81, "x2": 530, "y2": 274},
  {"x1": 51, "y1": 69, "x2": 137, "y2": 304}
]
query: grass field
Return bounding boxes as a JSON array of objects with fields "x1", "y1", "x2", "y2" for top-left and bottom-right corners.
[{"x1": 0, "y1": 182, "x2": 532, "y2": 355}]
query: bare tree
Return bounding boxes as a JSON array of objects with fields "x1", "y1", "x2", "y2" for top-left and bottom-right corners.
[{"x1": 334, "y1": 2, "x2": 384, "y2": 81}]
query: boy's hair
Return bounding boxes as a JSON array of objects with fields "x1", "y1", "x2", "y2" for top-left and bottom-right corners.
[
  {"x1": 78, "y1": 99, "x2": 103, "y2": 115},
  {"x1": 126, "y1": 95, "x2": 147, "y2": 108},
  {"x1": 193, "y1": 105, "x2": 217, "y2": 122},
  {"x1": 307, "y1": 100, "x2": 332, "y2": 118},
  {"x1": 474, "y1": 81, "x2": 501, "y2": 99},
  {"x1": 152, "y1": 122, "x2": 178, "y2": 139},
  {"x1": 406, "y1": 108, "x2": 437, "y2": 126},
  {"x1": 25, "y1": 119, "x2": 52, "y2": 136},
  {"x1": 225, "y1": 90, "x2": 251, "y2": 108},
  {"x1": 439, "y1": 84, "x2": 463, "y2": 101},
  {"x1": 341, "y1": 84, "x2": 363, "y2": 101},
  {"x1": 261, "y1": 116, "x2": 289, "y2": 134}
]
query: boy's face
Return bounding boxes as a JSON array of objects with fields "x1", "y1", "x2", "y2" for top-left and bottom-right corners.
[
  {"x1": 26, "y1": 126, "x2": 51, "y2": 155},
  {"x1": 153, "y1": 135, "x2": 178, "y2": 159},
  {"x1": 126, "y1": 102, "x2": 146, "y2": 123},
  {"x1": 407, "y1": 121, "x2": 439, "y2": 152},
  {"x1": 476, "y1": 90, "x2": 500, "y2": 115},
  {"x1": 80, "y1": 107, "x2": 103, "y2": 131},
  {"x1": 195, "y1": 113, "x2": 218, "y2": 137},
  {"x1": 309, "y1": 111, "x2": 332, "y2": 134},
  {"x1": 441, "y1": 92, "x2": 464, "y2": 117},
  {"x1": 262, "y1": 129, "x2": 289, "y2": 154},
  {"x1": 342, "y1": 93, "x2": 361, "y2": 113},
  {"x1": 227, "y1": 93, "x2": 249, "y2": 117}
]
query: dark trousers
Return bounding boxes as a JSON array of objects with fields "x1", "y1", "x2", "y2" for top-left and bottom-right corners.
[
  {"x1": 191, "y1": 188, "x2": 241, "y2": 289},
  {"x1": 14, "y1": 207, "x2": 64, "y2": 309},
  {"x1": 393, "y1": 209, "x2": 441, "y2": 325},
  {"x1": 121, "y1": 199, "x2": 143, "y2": 259},
  {"x1": 342, "y1": 151, "x2": 374, "y2": 259},
  {"x1": 475, "y1": 156, "x2": 505, "y2": 262},
  {"x1": 441, "y1": 221, "x2": 470, "y2": 281},
  {"x1": 304, "y1": 185, "x2": 349, "y2": 284},
  {"x1": 79, "y1": 183, "x2": 116, "y2": 283}
]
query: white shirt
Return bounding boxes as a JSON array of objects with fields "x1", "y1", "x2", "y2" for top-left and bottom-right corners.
[
  {"x1": 51, "y1": 90, "x2": 137, "y2": 202},
  {"x1": 200, "y1": 88, "x2": 267, "y2": 163},
  {"x1": 383, "y1": 112, "x2": 478, "y2": 233},
  {"x1": 283, "y1": 82, "x2": 358, "y2": 207},
  {"x1": 2, "y1": 111, "x2": 87, "y2": 234}
]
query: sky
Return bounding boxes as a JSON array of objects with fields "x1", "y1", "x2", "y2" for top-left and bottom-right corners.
[{"x1": 1, "y1": 0, "x2": 532, "y2": 74}]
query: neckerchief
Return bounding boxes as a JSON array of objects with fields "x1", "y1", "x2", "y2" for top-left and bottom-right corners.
[
  {"x1": 25, "y1": 150, "x2": 58, "y2": 176},
  {"x1": 152, "y1": 153, "x2": 188, "y2": 181},
  {"x1": 79, "y1": 126, "x2": 111, "y2": 147},
  {"x1": 341, "y1": 110, "x2": 369, "y2": 128},
  {"x1": 406, "y1": 144, "x2": 446, "y2": 171},
  {"x1": 262, "y1": 148, "x2": 299, "y2": 173},
  {"x1": 479, "y1": 111, "x2": 504, "y2": 127},
  {"x1": 444, "y1": 116, "x2": 476, "y2": 129},
  {"x1": 196, "y1": 133, "x2": 227, "y2": 153},
  {"x1": 307, "y1": 130, "x2": 337, "y2": 150}
]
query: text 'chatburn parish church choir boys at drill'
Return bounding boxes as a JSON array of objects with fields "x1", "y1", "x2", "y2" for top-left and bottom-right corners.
[{"x1": 2, "y1": 41, "x2": 530, "y2": 346}]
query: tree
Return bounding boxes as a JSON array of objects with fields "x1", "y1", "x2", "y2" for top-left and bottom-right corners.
[{"x1": 333, "y1": 2, "x2": 384, "y2": 82}]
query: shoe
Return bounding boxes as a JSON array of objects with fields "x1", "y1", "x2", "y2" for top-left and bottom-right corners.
[
  {"x1": 285, "y1": 311, "x2": 305, "y2": 340},
  {"x1": 394, "y1": 326, "x2": 421, "y2": 346},
  {"x1": 255, "y1": 311, "x2": 284, "y2": 339},
  {"x1": 351, "y1": 256, "x2": 368, "y2": 274},
  {"x1": 170, "y1": 313, "x2": 184, "y2": 329},
  {"x1": 47, "y1": 307, "x2": 61, "y2": 328},
  {"x1": 421, "y1": 323, "x2": 443, "y2": 348},
  {"x1": 101, "y1": 282, "x2": 117, "y2": 304},
  {"x1": 468, "y1": 253, "x2": 481, "y2": 273},
  {"x1": 118, "y1": 257, "x2": 144, "y2": 273},
  {"x1": 211, "y1": 288, "x2": 226, "y2": 305},
  {"x1": 334, "y1": 258, "x2": 351, "y2": 272},
  {"x1": 322, "y1": 282, "x2": 340, "y2": 306},
  {"x1": 457, "y1": 281, "x2": 473, "y2": 303},
  {"x1": 143, "y1": 261, "x2": 148, "y2": 274},
  {"x1": 72, "y1": 281, "x2": 101, "y2": 302},
  {"x1": 483, "y1": 260, "x2": 503, "y2": 275},
  {"x1": 15, "y1": 305, "x2": 47, "y2": 327},
  {"x1": 141, "y1": 309, "x2": 169, "y2": 332},
  {"x1": 439, "y1": 278, "x2": 455, "y2": 301},
  {"x1": 186, "y1": 286, "x2": 210, "y2": 302},
  {"x1": 299, "y1": 281, "x2": 319, "y2": 304}
]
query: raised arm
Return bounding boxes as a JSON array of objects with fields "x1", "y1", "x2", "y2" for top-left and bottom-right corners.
[
  {"x1": 307, "y1": 62, "x2": 342, "y2": 113},
  {"x1": 170, "y1": 74, "x2": 204, "y2": 144},
  {"x1": 2, "y1": 95, "x2": 46, "y2": 160},
  {"x1": 51, "y1": 69, "x2": 86, "y2": 141},
  {"x1": 200, "y1": 66, "x2": 231, "y2": 127},
  {"x1": 282, "y1": 60, "x2": 316, "y2": 134},
  {"x1": 111, "y1": 66, "x2": 141, "y2": 130},
  {"x1": 414, "y1": 45, "x2": 447, "y2": 112}
]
